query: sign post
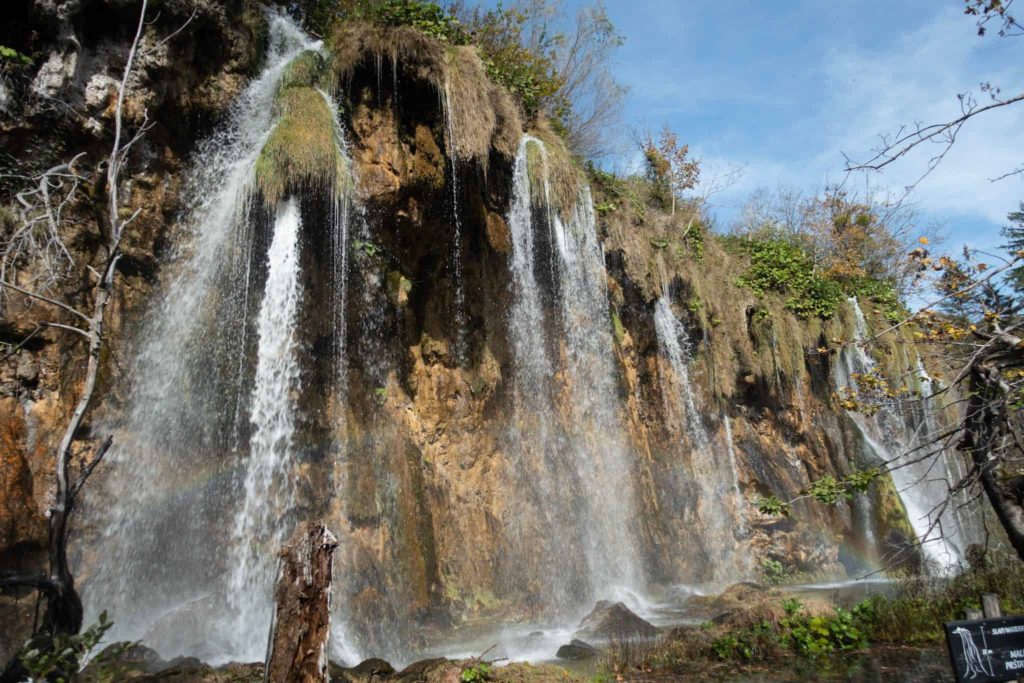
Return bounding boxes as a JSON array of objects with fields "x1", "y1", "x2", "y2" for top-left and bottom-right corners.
[{"x1": 944, "y1": 616, "x2": 1024, "y2": 683}]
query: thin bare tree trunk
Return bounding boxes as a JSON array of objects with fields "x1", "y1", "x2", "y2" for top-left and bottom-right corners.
[{"x1": 265, "y1": 522, "x2": 338, "y2": 683}]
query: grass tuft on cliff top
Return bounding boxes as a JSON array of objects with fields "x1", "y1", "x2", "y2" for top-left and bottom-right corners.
[{"x1": 525, "y1": 119, "x2": 582, "y2": 220}]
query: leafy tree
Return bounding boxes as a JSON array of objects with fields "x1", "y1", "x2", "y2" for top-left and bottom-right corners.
[{"x1": 640, "y1": 124, "x2": 700, "y2": 216}]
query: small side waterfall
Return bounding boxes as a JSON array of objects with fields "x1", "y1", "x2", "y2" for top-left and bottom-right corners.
[
  {"x1": 227, "y1": 198, "x2": 304, "y2": 655},
  {"x1": 654, "y1": 297, "x2": 746, "y2": 581},
  {"x1": 834, "y1": 297, "x2": 968, "y2": 570},
  {"x1": 441, "y1": 77, "x2": 467, "y2": 361}
]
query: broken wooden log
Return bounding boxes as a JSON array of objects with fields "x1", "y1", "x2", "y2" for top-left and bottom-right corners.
[{"x1": 265, "y1": 521, "x2": 338, "y2": 683}]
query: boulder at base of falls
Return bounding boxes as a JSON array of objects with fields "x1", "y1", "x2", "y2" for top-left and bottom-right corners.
[
  {"x1": 330, "y1": 657, "x2": 397, "y2": 682},
  {"x1": 555, "y1": 639, "x2": 599, "y2": 660},
  {"x1": 574, "y1": 601, "x2": 660, "y2": 641}
]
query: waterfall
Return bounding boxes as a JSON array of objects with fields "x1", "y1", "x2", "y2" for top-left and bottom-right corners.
[
  {"x1": 226, "y1": 198, "x2": 303, "y2": 657},
  {"x1": 504, "y1": 136, "x2": 580, "y2": 607},
  {"x1": 553, "y1": 183, "x2": 640, "y2": 594},
  {"x1": 503, "y1": 135, "x2": 640, "y2": 610},
  {"x1": 83, "y1": 13, "x2": 359, "y2": 663},
  {"x1": 722, "y1": 415, "x2": 744, "y2": 511},
  {"x1": 654, "y1": 298, "x2": 709, "y2": 450},
  {"x1": 834, "y1": 297, "x2": 967, "y2": 570},
  {"x1": 654, "y1": 297, "x2": 745, "y2": 581},
  {"x1": 441, "y1": 77, "x2": 467, "y2": 361}
]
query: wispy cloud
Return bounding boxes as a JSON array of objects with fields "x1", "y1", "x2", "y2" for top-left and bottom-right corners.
[
  {"x1": 612, "y1": 1, "x2": 1024, "y2": 242},
  {"x1": 818, "y1": 7, "x2": 1024, "y2": 225}
]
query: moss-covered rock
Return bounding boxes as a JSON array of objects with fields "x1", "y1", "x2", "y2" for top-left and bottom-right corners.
[{"x1": 255, "y1": 52, "x2": 350, "y2": 204}]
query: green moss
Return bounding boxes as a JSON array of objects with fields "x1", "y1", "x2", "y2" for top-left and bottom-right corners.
[
  {"x1": 279, "y1": 49, "x2": 327, "y2": 91},
  {"x1": 255, "y1": 84, "x2": 350, "y2": 204},
  {"x1": 611, "y1": 309, "x2": 625, "y2": 344},
  {"x1": 871, "y1": 473, "x2": 916, "y2": 546}
]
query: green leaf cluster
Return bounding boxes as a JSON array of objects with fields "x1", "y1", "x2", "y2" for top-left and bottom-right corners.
[
  {"x1": 370, "y1": 0, "x2": 468, "y2": 42},
  {"x1": 460, "y1": 662, "x2": 491, "y2": 683},
  {"x1": 734, "y1": 238, "x2": 842, "y2": 319},
  {"x1": 780, "y1": 600, "x2": 866, "y2": 656},
  {"x1": 755, "y1": 494, "x2": 790, "y2": 517},
  {"x1": 18, "y1": 611, "x2": 134, "y2": 683},
  {"x1": 0, "y1": 45, "x2": 32, "y2": 65},
  {"x1": 806, "y1": 469, "x2": 880, "y2": 505}
]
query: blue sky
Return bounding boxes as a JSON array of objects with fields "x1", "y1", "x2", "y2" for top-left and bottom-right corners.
[{"x1": 580, "y1": 0, "x2": 1024, "y2": 253}]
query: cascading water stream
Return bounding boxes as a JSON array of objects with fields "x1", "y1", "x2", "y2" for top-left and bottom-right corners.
[
  {"x1": 226, "y1": 197, "x2": 304, "y2": 657},
  {"x1": 503, "y1": 136, "x2": 580, "y2": 607},
  {"x1": 653, "y1": 297, "x2": 746, "y2": 581},
  {"x1": 503, "y1": 135, "x2": 641, "y2": 610},
  {"x1": 441, "y1": 77, "x2": 467, "y2": 362},
  {"x1": 552, "y1": 183, "x2": 640, "y2": 595},
  {"x1": 834, "y1": 297, "x2": 967, "y2": 570},
  {"x1": 83, "y1": 13, "x2": 359, "y2": 663}
]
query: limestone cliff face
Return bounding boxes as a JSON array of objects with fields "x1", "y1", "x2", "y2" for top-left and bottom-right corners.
[
  {"x1": 1, "y1": 2, "x2": 929, "y2": 665},
  {"x1": 0, "y1": 0, "x2": 266, "y2": 661}
]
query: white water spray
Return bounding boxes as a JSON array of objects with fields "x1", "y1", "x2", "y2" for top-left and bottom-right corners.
[{"x1": 226, "y1": 197, "x2": 304, "y2": 657}]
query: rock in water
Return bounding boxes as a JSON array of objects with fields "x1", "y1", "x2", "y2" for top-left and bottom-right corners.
[
  {"x1": 331, "y1": 657, "x2": 397, "y2": 683},
  {"x1": 575, "y1": 601, "x2": 660, "y2": 641},
  {"x1": 265, "y1": 521, "x2": 338, "y2": 683},
  {"x1": 555, "y1": 639, "x2": 599, "y2": 660}
]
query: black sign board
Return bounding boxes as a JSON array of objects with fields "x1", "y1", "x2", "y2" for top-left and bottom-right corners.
[{"x1": 945, "y1": 616, "x2": 1024, "y2": 683}]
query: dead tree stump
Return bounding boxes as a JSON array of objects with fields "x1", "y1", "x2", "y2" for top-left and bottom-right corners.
[{"x1": 265, "y1": 521, "x2": 338, "y2": 683}]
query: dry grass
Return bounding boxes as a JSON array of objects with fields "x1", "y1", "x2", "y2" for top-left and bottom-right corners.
[
  {"x1": 329, "y1": 22, "x2": 446, "y2": 86},
  {"x1": 525, "y1": 118, "x2": 582, "y2": 219},
  {"x1": 444, "y1": 46, "x2": 499, "y2": 167}
]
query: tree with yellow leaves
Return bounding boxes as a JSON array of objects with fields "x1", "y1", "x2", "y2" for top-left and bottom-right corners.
[{"x1": 640, "y1": 124, "x2": 700, "y2": 217}]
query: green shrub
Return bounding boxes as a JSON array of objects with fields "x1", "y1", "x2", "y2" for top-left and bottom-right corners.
[
  {"x1": 847, "y1": 277, "x2": 904, "y2": 323},
  {"x1": 761, "y1": 557, "x2": 786, "y2": 584},
  {"x1": 780, "y1": 599, "x2": 866, "y2": 656},
  {"x1": 851, "y1": 554, "x2": 1024, "y2": 644},
  {"x1": 461, "y1": 662, "x2": 491, "y2": 682},
  {"x1": 17, "y1": 612, "x2": 135, "y2": 683},
  {"x1": 735, "y1": 238, "x2": 842, "y2": 319},
  {"x1": 371, "y1": 0, "x2": 467, "y2": 42},
  {"x1": 311, "y1": 0, "x2": 467, "y2": 41},
  {"x1": 466, "y1": 6, "x2": 563, "y2": 116}
]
